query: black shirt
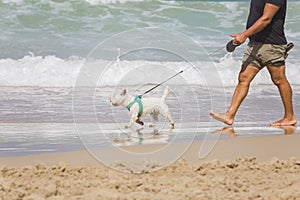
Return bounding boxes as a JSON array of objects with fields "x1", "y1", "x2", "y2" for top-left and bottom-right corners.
[{"x1": 246, "y1": 0, "x2": 287, "y2": 45}]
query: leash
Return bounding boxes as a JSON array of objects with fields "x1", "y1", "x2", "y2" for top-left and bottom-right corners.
[
  {"x1": 139, "y1": 45, "x2": 225, "y2": 97},
  {"x1": 139, "y1": 40, "x2": 295, "y2": 97}
]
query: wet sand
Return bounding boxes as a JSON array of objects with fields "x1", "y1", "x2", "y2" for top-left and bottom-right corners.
[{"x1": 0, "y1": 133, "x2": 300, "y2": 199}]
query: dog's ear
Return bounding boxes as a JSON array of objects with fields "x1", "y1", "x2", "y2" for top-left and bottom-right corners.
[{"x1": 121, "y1": 89, "x2": 126, "y2": 96}]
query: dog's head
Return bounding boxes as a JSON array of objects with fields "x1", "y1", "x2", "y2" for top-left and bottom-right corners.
[{"x1": 109, "y1": 89, "x2": 128, "y2": 107}]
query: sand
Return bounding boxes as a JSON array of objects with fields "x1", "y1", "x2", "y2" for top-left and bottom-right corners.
[{"x1": 1, "y1": 133, "x2": 300, "y2": 199}]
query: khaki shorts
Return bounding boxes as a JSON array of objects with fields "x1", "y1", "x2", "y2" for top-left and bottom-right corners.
[{"x1": 242, "y1": 41, "x2": 288, "y2": 70}]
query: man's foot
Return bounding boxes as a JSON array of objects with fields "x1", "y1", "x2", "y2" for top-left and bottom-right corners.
[
  {"x1": 270, "y1": 118, "x2": 297, "y2": 127},
  {"x1": 209, "y1": 112, "x2": 234, "y2": 125}
]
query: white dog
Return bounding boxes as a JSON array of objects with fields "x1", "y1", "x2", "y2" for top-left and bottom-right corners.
[{"x1": 110, "y1": 88, "x2": 174, "y2": 129}]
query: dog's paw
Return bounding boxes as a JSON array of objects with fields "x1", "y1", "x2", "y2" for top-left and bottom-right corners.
[
  {"x1": 170, "y1": 123, "x2": 175, "y2": 129},
  {"x1": 149, "y1": 124, "x2": 156, "y2": 128},
  {"x1": 135, "y1": 119, "x2": 144, "y2": 126},
  {"x1": 125, "y1": 125, "x2": 130, "y2": 129}
]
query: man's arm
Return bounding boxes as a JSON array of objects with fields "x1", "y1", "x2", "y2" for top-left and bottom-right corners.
[{"x1": 232, "y1": 3, "x2": 280, "y2": 44}]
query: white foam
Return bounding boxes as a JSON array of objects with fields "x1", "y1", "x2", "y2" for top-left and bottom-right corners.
[
  {"x1": 0, "y1": 55, "x2": 82, "y2": 87},
  {"x1": 1, "y1": 54, "x2": 299, "y2": 88},
  {"x1": 215, "y1": 53, "x2": 299, "y2": 87},
  {"x1": 1, "y1": 0, "x2": 23, "y2": 5}
]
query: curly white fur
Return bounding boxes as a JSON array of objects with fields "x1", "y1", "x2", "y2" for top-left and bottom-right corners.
[{"x1": 110, "y1": 88, "x2": 174, "y2": 129}]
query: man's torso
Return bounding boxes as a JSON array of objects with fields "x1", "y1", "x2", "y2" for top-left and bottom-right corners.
[{"x1": 247, "y1": 0, "x2": 287, "y2": 45}]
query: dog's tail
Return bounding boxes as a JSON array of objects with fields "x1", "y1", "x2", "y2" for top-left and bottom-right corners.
[{"x1": 161, "y1": 87, "x2": 170, "y2": 101}]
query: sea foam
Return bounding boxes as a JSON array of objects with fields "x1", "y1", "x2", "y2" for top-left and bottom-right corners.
[{"x1": 1, "y1": 54, "x2": 299, "y2": 88}]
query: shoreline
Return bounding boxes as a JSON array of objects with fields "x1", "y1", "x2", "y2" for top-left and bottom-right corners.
[{"x1": 1, "y1": 133, "x2": 300, "y2": 167}]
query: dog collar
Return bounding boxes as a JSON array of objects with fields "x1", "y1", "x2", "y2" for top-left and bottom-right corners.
[{"x1": 127, "y1": 96, "x2": 143, "y2": 117}]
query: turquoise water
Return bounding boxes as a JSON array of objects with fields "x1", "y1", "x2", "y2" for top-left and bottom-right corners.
[
  {"x1": 1, "y1": 0, "x2": 253, "y2": 58},
  {"x1": 1, "y1": 0, "x2": 300, "y2": 87},
  {"x1": 1, "y1": 0, "x2": 300, "y2": 59}
]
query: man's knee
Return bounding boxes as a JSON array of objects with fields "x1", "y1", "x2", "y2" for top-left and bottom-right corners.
[
  {"x1": 238, "y1": 73, "x2": 252, "y2": 85},
  {"x1": 267, "y1": 65, "x2": 287, "y2": 86},
  {"x1": 238, "y1": 65, "x2": 259, "y2": 85},
  {"x1": 271, "y1": 75, "x2": 287, "y2": 86}
]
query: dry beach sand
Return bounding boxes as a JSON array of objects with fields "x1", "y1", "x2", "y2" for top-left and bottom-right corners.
[{"x1": 1, "y1": 133, "x2": 300, "y2": 199}]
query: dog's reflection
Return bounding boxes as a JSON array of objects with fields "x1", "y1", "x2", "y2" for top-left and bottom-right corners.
[{"x1": 112, "y1": 128, "x2": 173, "y2": 146}]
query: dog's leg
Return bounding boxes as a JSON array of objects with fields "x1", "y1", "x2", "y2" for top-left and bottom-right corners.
[
  {"x1": 167, "y1": 113, "x2": 175, "y2": 129},
  {"x1": 125, "y1": 114, "x2": 138, "y2": 129},
  {"x1": 136, "y1": 118, "x2": 144, "y2": 126},
  {"x1": 149, "y1": 113, "x2": 158, "y2": 128},
  {"x1": 161, "y1": 111, "x2": 174, "y2": 129}
]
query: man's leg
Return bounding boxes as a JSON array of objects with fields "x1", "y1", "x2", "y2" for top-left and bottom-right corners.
[
  {"x1": 267, "y1": 65, "x2": 297, "y2": 126},
  {"x1": 210, "y1": 65, "x2": 260, "y2": 125}
]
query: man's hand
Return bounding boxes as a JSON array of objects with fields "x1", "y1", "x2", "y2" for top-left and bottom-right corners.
[{"x1": 230, "y1": 33, "x2": 247, "y2": 45}]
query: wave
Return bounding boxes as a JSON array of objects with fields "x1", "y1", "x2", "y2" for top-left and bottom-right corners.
[
  {"x1": 1, "y1": 0, "x2": 257, "y2": 5},
  {"x1": 1, "y1": 0, "x2": 150, "y2": 5},
  {"x1": 1, "y1": 54, "x2": 299, "y2": 88},
  {"x1": 85, "y1": 0, "x2": 148, "y2": 4},
  {"x1": 0, "y1": 55, "x2": 82, "y2": 87},
  {"x1": 1, "y1": 0, "x2": 300, "y2": 60}
]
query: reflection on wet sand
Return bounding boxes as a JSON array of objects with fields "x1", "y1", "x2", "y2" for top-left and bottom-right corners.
[
  {"x1": 211, "y1": 125, "x2": 297, "y2": 137},
  {"x1": 276, "y1": 125, "x2": 297, "y2": 135},
  {"x1": 112, "y1": 128, "x2": 173, "y2": 146},
  {"x1": 111, "y1": 124, "x2": 298, "y2": 147},
  {"x1": 211, "y1": 126, "x2": 237, "y2": 137}
]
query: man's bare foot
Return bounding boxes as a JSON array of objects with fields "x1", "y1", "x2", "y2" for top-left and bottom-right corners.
[
  {"x1": 270, "y1": 118, "x2": 297, "y2": 127},
  {"x1": 209, "y1": 112, "x2": 234, "y2": 125}
]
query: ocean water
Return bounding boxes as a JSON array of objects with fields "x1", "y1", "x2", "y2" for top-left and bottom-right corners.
[{"x1": 0, "y1": 0, "x2": 300, "y2": 157}]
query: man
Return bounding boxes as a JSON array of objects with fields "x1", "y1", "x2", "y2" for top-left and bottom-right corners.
[{"x1": 210, "y1": 0, "x2": 297, "y2": 126}]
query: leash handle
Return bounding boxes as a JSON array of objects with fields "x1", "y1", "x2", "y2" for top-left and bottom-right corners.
[{"x1": 226, "y1": 40, "x2": 241, "y2": 52}]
